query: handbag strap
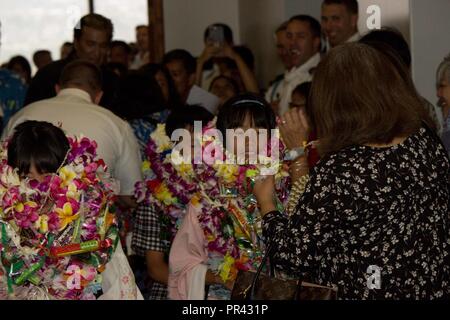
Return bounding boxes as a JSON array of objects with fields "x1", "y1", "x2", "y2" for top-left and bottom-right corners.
[{"x1": 248, "y1": 241, "x2": 276, "y2": 300}]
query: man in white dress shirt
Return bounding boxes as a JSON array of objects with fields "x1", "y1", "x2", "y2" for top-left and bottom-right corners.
[
  {"x1": 3, "y1": 60, "x2": 142, "y2": 206},
  {"x1": 277, "y1": 15, "x2": 322, "y2": 116},
  {"x1": 321, "y1": 0, "x2": 361, "y2": 51}
]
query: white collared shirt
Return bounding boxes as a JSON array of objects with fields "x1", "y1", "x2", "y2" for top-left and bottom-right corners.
[
  {"x1": 278, "y1": 52, "x2": 321, "y2": 115},
  {"x1": 325, "y1": 31, "x2": 361, "y2": 52},
  {"x1": 3, "y1": 88, "x2": 143, "y2": 196}
]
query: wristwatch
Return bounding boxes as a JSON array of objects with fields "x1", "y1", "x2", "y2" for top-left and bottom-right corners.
[{"x1": 284, "y1": 147, "x2": 306, "y2": 161}]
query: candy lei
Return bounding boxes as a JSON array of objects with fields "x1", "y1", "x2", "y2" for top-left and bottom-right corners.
[
  {"x1": 136, "y1": 122, "x2": 290, "y2": 283},
  {"x1": 0, "y1": 136, "x2": 119, "y2": 300}
]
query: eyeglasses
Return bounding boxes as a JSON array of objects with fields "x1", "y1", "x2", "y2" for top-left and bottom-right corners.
[{"x1": 289, "y1": 102, "x2": 306, "y2": 109}]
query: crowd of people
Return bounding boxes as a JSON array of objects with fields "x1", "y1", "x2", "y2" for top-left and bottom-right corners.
[{"x1": 0, "y1": 0, "x2": 448, "y2": 300}]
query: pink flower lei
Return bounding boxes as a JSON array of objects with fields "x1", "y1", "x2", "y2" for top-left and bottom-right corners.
[{"x1": 0, "y1": 136, "x2": 119, "y2": 300}]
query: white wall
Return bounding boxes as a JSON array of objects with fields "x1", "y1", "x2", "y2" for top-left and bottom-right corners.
[
  {"x1": 410, "y1": 0, "x2": 450, "y2": 125},
  {"x1": 283, "y1": 0, "x2": 410, "y2": 41},
  {"x1": 284, "y1": 0, "x2": 321, "y2": 20},
  {"x1": 239, "y1": 0, "x2": 285, "y2": 89},
  {"x1": 357, "y1": 0, "x2": 410, "y2": 41},
  {"x1": 163, "y1": 0, "x2": 240, "y2": 56}
]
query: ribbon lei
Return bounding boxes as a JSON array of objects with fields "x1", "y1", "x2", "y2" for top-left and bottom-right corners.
[{"x1": 1, "y1": 223, "x2": 14, "y2": 295}]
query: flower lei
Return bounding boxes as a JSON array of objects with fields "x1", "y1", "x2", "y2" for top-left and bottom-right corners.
[
  {"x1": 136, "y1": 121, "x2": 290, "y2": 284},
  {"x1": 0, "y1": 136, "x2": 119, "y2": 300},
  {"x1": 192, "y1": 121, "x2": 290, "y2": 283},
  {"x1": 135, "y1": 124, "x2": 198, "y2": 244}
]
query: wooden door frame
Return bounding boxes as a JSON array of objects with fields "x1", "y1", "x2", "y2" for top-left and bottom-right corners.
[{"x1": 147, "y1": 0, "x2": 165, "y2": 63}]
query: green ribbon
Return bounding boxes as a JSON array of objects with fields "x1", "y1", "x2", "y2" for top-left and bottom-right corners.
[
  {"x1": 1, "y1": 223, "x2": 14, "y2": 295},
  {"x1": 13, "y1": 233, "x2": 54, "y2": 286}
]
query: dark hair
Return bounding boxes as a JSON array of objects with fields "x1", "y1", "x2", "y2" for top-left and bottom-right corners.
[
  {"x1": 136, "y1": 25, "x2": 149, "y2": 31},
  {"x1": 61, "y1": 42, "x2": 74, "y2": 58},
  {"x1": 74, "y1": 14, "x2": 114, "y2": 42},
  {"x1": 110, "y1": 40, "x2": 132, "y2": 55},
  {"x1": 293, "y1": 81, "x2": 312, "y2": 98},
  {"x1": 162, "y1": 49, "x2": 197, "y2": 75},
  {"x1": 114, "y1": 70, "x2": 166, "y2": 120},
  {"x1": 322, "y1": 0, "x2": 359, "y2": 15},
  {"x1": 311, "y1": 43, "x2": 427, "y2": 156},
  {"x1": 165, "y1": 105, "x2": 214, "y2": 137},
  {"x1": 292, "y1": 82, "x2": 314, "y2": 128},
  {"x1": 8, "y1": 121, "x2": 70, "y2": 176},
  {"x1": 128, "y1": 42, "x2": 139, "y2": 55},
  {"x1": 7, "y1": 55, "x2": 32, "y2": 84},
  {"x1": 209, "y1": 75, "x2": 240, "y2": 95},
  {"x1": 289, "y1": 15, "x2": 322, "y2": 39},
  {"x1": 139, "y1": 63, "x2": 183, "y2": 109},
  {"x1": 216, "y1": 93, "x2": 276, "y2": 143},
  {"x1": 276, "y1": 21, "x2": 289, "y2": 34},
  {"x1": 359, "y1": 28, "x2": 411, "y2": 68},
  {"x1": 33, "y1": 50, "x2": 52, "y2": 63},
  {"x1": 59, "y1": 60, "x2": 103, "y2": 93},
  {"x1": 204, "y1": 23, "x2": 234, "y2": 44},
  {"x1": 105, "y1": 62, "x2": 128, "y2": 78},
  {"x1": 231, "y1": 46, "x2": 255, "y2": 71}
]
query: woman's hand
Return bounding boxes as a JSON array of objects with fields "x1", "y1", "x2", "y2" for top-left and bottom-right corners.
[
  {"x1": 278, "y1": 108, "x2": 310, "y2": 150},
  {"x1": 252, "y1": 175, "x2": 277, "y2": 216}
]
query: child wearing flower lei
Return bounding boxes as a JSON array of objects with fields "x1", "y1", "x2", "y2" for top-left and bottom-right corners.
[
  {"x1": 135, "y1": 123, "x2": 199, "y2": 245},
  {"x1": 132, "y1": 107, "x2": 214, "y2": 299},
  {"x1": 167, "y1": 95, "x2": 291, "y2": 300},
  {"x1": 0, "y1": 121, "x2": 140, "y2": 300}
]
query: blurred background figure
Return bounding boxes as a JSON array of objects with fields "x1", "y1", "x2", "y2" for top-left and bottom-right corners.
[
  {"x1": 33, "y1": 50, "x2": 53, "y2": 71},
  {"x1": 130, "y1": 25, "x2": 150, "y2": 70},
  {"x1": 139, "y1": 63, "x2": 182, "y2": 109},
  {"x1": 208, "y1": 75, "x2": 239, "y2": 109},
  {"x1": 109, "y1": 40, "x2": 132, "y2": 69},
  {"x1": 436, "y1": 54, "x2": 450, "y2": 155},
  {"x1": 7, "y1": 55, "x2": 32, "y2": 85},
  {"x1": 25, "y1": 14, "x2": 119, "y2": 111},
  {"x1": 266, "y1": 21, "x2": 294, "y2": 110},
  {"x1": 289, "y1": 81, "x2": 311, "y2": 110},
  {"x1": 60, "y1": 42, "x2": 74, "y2": 60}
]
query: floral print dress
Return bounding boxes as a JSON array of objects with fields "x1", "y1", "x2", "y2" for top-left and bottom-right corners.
[{"x1": 263, "y1": 126, "x2": 450, "y2": 299}]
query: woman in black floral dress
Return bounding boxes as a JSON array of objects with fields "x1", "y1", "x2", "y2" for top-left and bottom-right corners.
[{"x1": 254, "y1": 43, "x2": 449, "y2": 299}]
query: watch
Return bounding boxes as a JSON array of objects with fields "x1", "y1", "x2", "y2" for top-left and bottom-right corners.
[{"x1": 284, "y1": 147, "x2": 306, "y2": 161}]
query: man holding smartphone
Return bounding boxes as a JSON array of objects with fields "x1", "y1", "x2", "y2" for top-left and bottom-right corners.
[
  {"x1": 197, "y1": 23, "x2": 234, "y2": 91},
  {"x1": 196, "y1": 23, "x2": 259, "y2": 96}
]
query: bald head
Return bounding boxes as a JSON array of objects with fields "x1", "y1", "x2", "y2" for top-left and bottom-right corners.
[{"x1": 58, "y1": 60, "x2": 103, "y2": 102}]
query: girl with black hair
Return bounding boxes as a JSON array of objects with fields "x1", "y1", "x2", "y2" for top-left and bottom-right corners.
[
  {"x1": 139, "y1": 63, "x2": 182, "y2": 110},
  {"x1": 168, "y1": 94, "x2": 290, "y2": 300},
  {"x1": 7, "y1": 120, "x2": 69, "y2": 180},
  {"x1": 2, "y1": 120, "x2": 143, "y2": 300}
]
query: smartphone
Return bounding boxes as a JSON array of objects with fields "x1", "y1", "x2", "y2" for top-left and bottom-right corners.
[{"x1": 207, "y1": 25, "x2": 225, "y2": 48}]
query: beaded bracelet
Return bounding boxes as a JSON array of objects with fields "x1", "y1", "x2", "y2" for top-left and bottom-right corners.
[
  {"x1": 286, "y1": 174, "x2": 310, "y2": 216},
  {"x1": 289, "y1": 160, "x2": 309, "y2": 174}
]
